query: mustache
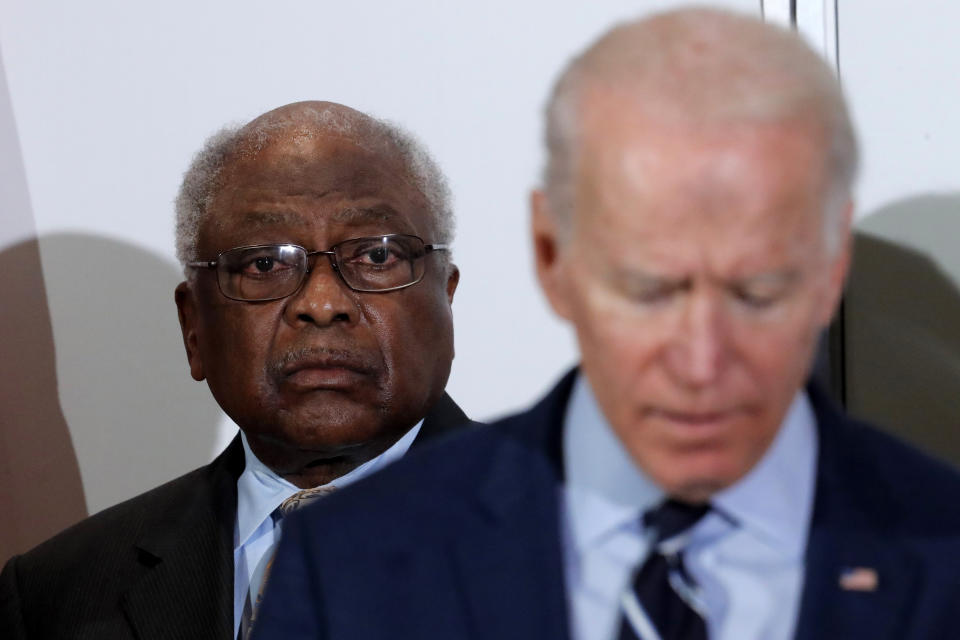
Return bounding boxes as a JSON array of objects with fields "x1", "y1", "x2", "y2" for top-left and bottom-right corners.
[{"x1": 268, "y1": 346, "x2": 381, "y2": 378}]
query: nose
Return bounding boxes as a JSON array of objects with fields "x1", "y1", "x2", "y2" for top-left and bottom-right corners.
[
  {"x1": 283, "y1": 254, "x2": 359, "y2": 327},
  {"x1": 664, "y1": 290, "x2": 729, "y2": 388}
]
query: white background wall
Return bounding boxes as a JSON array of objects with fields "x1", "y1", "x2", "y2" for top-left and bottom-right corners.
[
  {"x1": 0, "y1": 0, "x2": 760, "y2": 516},
  {"x1": 1, "y1": 0, "x2": 956, "y2": 522},
  {"x1": 834, "y1": 0, "x2": 960, "y2": 459}
]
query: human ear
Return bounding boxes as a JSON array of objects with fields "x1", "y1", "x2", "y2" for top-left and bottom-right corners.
[
  {"x1": 819, "y1": 200, "x2": 855, "y2": 326},
  {"x1": 175, "y1": 281, "x2": 206, "y2": 381},
  {"x1": 444, "y1": 264, "x2": 460, "y2": 305},
  {"x1": 531, "y1": 190, "x2": 573, "y2": 321}
]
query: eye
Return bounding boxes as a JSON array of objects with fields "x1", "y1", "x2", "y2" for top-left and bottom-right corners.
[
  {"x1": 637, "y1": 284, "x2": 678, "y2": 304},
  {"x1": 230, "y1": 249, "x2": 299, "y2": 277},
  {"x1": 365, "y1": 246, "x2": 392, "y2": 265},
  {"x1": 241, "y1": 255, "x2": 293, "y2": 275},
  {"x1": 734, "y1": 290, "x2": 777, "y2": 308},
  {"x1": 253, "y1": 256, "x2": 275, "y2": 272},
  {"x1": 731, "y1": 282, "x2": 787, "y2": 309},
  {"x1": 618, "y1": 276, "x2": 688, "y2": 306},
  {"x1": 345, "y1": 240, "x2": 411, "y2": 268}
]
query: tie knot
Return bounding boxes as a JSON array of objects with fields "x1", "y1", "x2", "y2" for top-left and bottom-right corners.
[
  {"x1": 277, "y1": 484, "x2": 337, "y2": 517},
  {"x1": 643, "y1": 499, "x2": 710, "y2": 544}
]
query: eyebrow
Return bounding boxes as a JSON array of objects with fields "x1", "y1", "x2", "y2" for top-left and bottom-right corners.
[
  {"x1": 614, "y1": 268, "x2": 801, "y2": 290},
  {"x1": 613, "y1": 270, "x2": 692, "y2": 297},
  {"x1": 239, "y1": 210, "x2": 310, "y2": 228},
  {"x1": 329, "y1": 205, "x2": 404, "y2": 226},
  {"x1": 616, "y1": 269, "x2": 687, "y2": 287},
  {"x1": 731, "y1": 270, "x2": 801, "y2": 290},
  {"x1": 237, "y1": 205, "x2": 405, "y2": 229}
]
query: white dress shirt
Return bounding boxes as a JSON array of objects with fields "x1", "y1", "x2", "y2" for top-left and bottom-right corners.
[
  {"x1": 561, "y1": 375, "x2": 817, "y2": 640},
  {"x1": 232, "y1": 421, "x2": 423, "y2": 638}
]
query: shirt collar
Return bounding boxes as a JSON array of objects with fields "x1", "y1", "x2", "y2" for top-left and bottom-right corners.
[
  {"x1": 563, "y1": 373, "x2": 818, "y2": 560},
  {"x1": 711, "y1": 391, "x2": 818, "y2": 560},
  {"x1": 235, "y1": 419, "x2": 424, "y2": 550},
  {"x1": 563, "y1": 375, "x2": 664, "y2": 550}
]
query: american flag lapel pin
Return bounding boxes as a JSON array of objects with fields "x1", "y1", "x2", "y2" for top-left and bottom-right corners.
[{"x1": 838, "y1": 567, "x2": 879, "y2": 592}]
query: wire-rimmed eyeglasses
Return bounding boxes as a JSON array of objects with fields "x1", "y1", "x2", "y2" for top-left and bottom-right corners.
[{"x1": 185, "y1": 234, "x2": 449, "y2": 301}]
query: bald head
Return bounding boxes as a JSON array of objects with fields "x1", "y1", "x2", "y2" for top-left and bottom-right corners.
[
  {"x1": 175, "y1": 101, "x2": 452, "y2": 264},
  {"x1": 543, "y1": 7, "x2": 858, "y2": 246},
  {"x1": 230, "y1": 101, "x2": 406, "y2": 159}
]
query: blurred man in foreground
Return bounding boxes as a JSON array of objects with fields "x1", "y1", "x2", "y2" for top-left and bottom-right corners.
[
  {"x1": 0, "y1": 101, "x2": 475, "y2": 639},
  {"x1": 255, "y1": 9, "x2": 960, "y2": 640}
]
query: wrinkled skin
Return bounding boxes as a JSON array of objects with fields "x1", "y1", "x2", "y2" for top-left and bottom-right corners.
[
  {"x1": 533, "y1": 90, "x2": 851, "y2": 502},
  {"x1": 176, "y1": 105, "x2": 458, "y2": 487}
]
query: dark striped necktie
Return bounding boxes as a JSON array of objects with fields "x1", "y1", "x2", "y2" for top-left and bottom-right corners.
[{"x1": 617, "y1": 499, "x2": 711, "y2": 640}]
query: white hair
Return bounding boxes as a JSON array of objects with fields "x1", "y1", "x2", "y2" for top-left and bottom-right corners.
[
  {"x1": 175, "y1": 103, "x2": 454, "y2": 264},
  {"x1": 542, "y1": 7, "x2": 859, "y2": 252}
]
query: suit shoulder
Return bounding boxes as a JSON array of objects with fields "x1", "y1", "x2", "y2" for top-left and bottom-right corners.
[
  {"x1": 395, "y1": 409, "x2": 548, "y2": 482},
  {"x1": 1, "y1": 452, "x2": 236, "y2": 636},
  {"x1": 291, "y1": 412, "x2": 554, "y2": 538},
  {"x1": 10, "y1": 462, "x2": 214, "y2": 576},
  {"x1": 842, "y1": 417, "x2": 960, "y2": 524}
]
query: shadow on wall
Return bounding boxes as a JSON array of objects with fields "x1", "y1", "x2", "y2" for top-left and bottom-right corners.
[
  {"x1": 36, "y1": 233, "x2": 225, "y2": 518},
  {"x1": 845, "y1": 193, "x2": 960, "y2": 468},
  {"x1": 0, "y1": 238, "x2": 88, "y2": 564},
  {"x1": 0, "y1": 44, "x2": 87, "y2": 564}
]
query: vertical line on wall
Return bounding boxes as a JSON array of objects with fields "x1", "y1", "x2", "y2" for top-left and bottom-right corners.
[
  {"x1": 749, "y1": 0, "x2": 848, "y2": 407},
  {"x1": 831, "y1": 0, "x2": 841, "y2": 78},
  {"x1": 830, "y1": 0, "x2": 847, "y2": 406},
  {"x1": 760, "y1": 0, "x2": 792, "y2": 28}
]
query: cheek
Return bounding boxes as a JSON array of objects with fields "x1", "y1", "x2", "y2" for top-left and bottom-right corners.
[
  {"x1": 571, "y1": 275, "x2": 667, "y2": 356},
  {"x1": 568, "y1": 280, "x2": 664, "y2": 399},
  {"x1": 731, "y1": 296, "x2": 826, "y2": 385},
  {"x1": 200, "y1": 303, "x2": 278, "y2": 383},
  {"x1": 361, "y1": 289, "x2": 454, "y2": 379}
]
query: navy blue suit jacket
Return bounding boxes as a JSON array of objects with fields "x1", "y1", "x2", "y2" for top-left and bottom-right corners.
[{"x1": 254, "y1": 371, "x2": 960, "y2": 639}]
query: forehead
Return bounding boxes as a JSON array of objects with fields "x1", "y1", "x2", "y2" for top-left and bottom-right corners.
[
  {"x1": 573, "y1": 91, "x2": 831, "y2": 270},
  {"x1": 202, "y1": 133, "x2": 430, "y2": 249}
]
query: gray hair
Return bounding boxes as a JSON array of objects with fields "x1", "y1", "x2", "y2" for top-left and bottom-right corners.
[
  {"x1": 175, "y1": 103, "x2": 454, "y2": 264},
  {"x1": 542, "y1": 7, "x2": 859, "y2": 252}
]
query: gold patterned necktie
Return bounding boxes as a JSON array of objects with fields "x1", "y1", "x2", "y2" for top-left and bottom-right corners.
[
  {"x1": 276, "y1": 484, "x2": 338, "y2": 515},
  {"x1": 239, "y1": 484, "x2": 338, "y2": 640}
]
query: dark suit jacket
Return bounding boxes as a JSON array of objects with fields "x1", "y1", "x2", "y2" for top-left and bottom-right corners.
[
  {"x1": 254, "y1": 370, "x2": 960, "y2": 640},
  {"x1": 0, "y1": 393, "x2": 474, "y2": 640}
]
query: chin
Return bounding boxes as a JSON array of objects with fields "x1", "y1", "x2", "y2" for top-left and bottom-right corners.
[
  {"x1": 291, "y1": 421, "x2": 383, "y2": 451},
  {"x1": 662, "y1": 478, "x2": 729, "y2": 504},
  {"x1": 253, "y1": 410, "x2": 377, "y2": 453},
  {"x1": 648, "y1": 452, "x2": 747, "y2": 503}
]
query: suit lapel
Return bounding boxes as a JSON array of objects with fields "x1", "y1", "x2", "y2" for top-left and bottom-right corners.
[
  {"x1": 118, "y1": 394, "x2": 468, "y2": 639},
  {"x1": 121, "y1": 437, "x2": 244, "y2": 640},
  {"x1": 794, "y1": 387, "x2": 921, "y2": 640},
  {"x1": 412, "y1": 392, "x2": 476, "y2": 446},
  {"x1": 451, "y1": 372, "x2": 575, "y2": 640}
]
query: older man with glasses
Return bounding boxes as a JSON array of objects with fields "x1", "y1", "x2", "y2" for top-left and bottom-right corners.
[{"x1": 0, "y1": 101, "x2": 477, "y2": 640}]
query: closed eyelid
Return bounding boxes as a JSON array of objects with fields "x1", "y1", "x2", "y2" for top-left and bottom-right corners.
[
  {"x1": 616, "y1": 272, "x2": 691, "y2": 299},
  {"x1": 730, "y1": 271, "x2": 799, "y2": 291},
  {"x1": 725, "y1": 272, "x2": 801, "y2": 307}
]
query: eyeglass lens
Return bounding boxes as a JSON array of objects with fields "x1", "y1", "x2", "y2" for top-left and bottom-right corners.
[{"x1": 216, "y1": 236, "x2": 428, "y2": 301}]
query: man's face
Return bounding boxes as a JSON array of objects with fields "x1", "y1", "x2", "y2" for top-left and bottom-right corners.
[
  {"x1": 176, "y1": 132, "x2": 457, "y2": 475},
  {"x1": 534, "y1": 94, "x2": 850, "y2": 501}
]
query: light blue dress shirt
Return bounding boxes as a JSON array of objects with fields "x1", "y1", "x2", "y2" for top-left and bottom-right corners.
[
  {"x1": 232, "y1": 421, "x2": 423, "y2": 638},
  {"x1": 561, "y1": 375, "x2": 817, "y2": 640}
]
